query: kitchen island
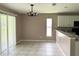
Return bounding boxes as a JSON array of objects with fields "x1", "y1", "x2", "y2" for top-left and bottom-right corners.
[{"x1": 56, "y1": 30, "x2": 79, "y2": 56}]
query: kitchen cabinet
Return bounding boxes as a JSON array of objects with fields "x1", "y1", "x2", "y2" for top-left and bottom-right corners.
[{"x1": 58, "y1": 16, "x2": 79, "y2": 27}]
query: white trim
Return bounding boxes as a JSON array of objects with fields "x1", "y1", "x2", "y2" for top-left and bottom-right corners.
[
  {"x1": 16, "y1": 40, "x2": 21, "y2": 44},
  {"x1": 56, "y1": 42, "x2": 66, "y2": 56},
  {"x1": 16, "y1": 39, "x2": 55, "y2": 45},
  {"x1": 19, "y1": 39, "x2": 55, "y2": 42}
]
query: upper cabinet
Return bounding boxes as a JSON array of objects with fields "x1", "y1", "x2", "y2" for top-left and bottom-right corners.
[{"x1": 57, "y1": 16, "x2": 79, "y2": 27}]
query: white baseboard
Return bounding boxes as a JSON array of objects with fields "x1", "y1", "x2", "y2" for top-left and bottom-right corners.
[
  {"x1": 56, "y1": 42, "x2": 66, "y2": 56},
  {"x1": 16, "y1": 40, "x2": 21, "y2": 44},
  {"x1": 20, "y1": 39, "x2": 55, "y2": 42}
]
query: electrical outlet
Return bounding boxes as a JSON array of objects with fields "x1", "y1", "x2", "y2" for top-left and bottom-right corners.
[{"x1": 40, "y1": 36, "x2": 42, "y2": 38}]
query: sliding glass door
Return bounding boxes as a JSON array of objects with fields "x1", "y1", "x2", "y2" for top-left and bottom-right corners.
[
  {"x1": 0, "y1": 13, "x2": 16, "y2": 55},
  {"x1": 0, "y1": 14, "x2": 8, "y2": 53}
]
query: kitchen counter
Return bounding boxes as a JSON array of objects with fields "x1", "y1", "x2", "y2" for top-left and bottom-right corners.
[{"x1": 57, "y1": 30, "x2": 79, "y2": 41}]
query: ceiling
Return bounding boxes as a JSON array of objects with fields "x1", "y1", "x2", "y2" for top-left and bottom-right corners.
[{"x1": 0, "y1": 3, "x2": 79, "y2": 14}]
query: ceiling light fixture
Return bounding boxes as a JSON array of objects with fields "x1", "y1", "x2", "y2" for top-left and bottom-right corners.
[
  {"x1": 52, "y1": 3, "x2": 56, "y2": 6},
  {"x1": 64, "y1": 6, "x2": 68, "y2": 8},
  {"x1": 27, "y1": 4, "x2": 38, "y2": 16}
]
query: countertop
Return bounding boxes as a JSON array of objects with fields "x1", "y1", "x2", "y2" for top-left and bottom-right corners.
[{"x1": 56, "y1": 30, "x2": 79, "y2": 41}]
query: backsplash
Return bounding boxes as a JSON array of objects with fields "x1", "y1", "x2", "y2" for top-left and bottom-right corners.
[{"x1": 57, "y1": 27, "x2": 72, "y2": 32}]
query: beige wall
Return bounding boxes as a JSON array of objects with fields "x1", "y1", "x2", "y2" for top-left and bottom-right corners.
[
  {"x1": 21, "y1": 14, "x2": 57, "y2": 41},
  {"x1": 16, "y1": 15, "x2": 22, "y2": 42}
]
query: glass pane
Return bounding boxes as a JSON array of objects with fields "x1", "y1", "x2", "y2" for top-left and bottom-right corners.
[
  {"x1": 8, "y1": 15, "x2": 16, "y2": 47},
  {"x1": 46, "y1": 18, "x2": 52, "y2": 37},
  {"x1": 13, "y1": 17, "x2": 16, "y2": 45},
  {"x1": 0, "y1": 14, "x2": 7, "y2": 52}
]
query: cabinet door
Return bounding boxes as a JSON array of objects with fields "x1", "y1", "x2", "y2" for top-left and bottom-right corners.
[
  {"x1": 58, "y1": 16, "x2": 74, "y2": 27},
  {"x1": 0, "y1": 14, "x2": 8, "y2": 52},
  {"x1": 8, "y1": 15, "x2": 16, "y2": 48}
]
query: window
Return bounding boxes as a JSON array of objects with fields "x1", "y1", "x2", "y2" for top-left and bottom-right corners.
[{"x1": 46, "y1": 18, "x2": 52, "y2": 37}]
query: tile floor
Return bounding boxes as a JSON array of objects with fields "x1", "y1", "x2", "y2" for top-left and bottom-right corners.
[{"x1": 1, "y1": 41, "x2": 63, "y2": 56}]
